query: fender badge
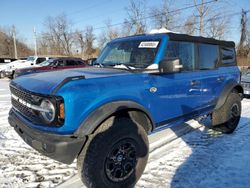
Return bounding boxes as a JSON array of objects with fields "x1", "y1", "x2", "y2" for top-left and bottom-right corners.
[{"x1": 150, "y1": 87, "x2": 157, "y2": 93}]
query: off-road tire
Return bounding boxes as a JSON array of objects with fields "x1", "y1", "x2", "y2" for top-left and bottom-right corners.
[
  {"x1": 12, "y1": 72, "x2": 17, "y2": 79},
  {"x1": 11, "y1": 71, "x2": 15, "y2": 79},
  {"x1": 77, "y1": 115, "x2": 149, "y2": 188},
  {"x1": 212, "y1": 92, "x2": 241, "y2": 134},
  {"x1": 0, "y1": 71, "x2": 4, "y2": 78}
]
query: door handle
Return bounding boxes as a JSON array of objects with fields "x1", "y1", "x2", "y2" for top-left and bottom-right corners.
[
  {"x1": 190, "y1": 80, "x2": 200, "y2": 86},
  {"x1": 217, "y1": 76, "x2": 225, "y2": 81}
]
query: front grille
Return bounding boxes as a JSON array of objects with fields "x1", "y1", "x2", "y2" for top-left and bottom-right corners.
[
  {"x1": 241, "y1": 82, "x2": 250, "y2": 89},
  {"x1": 10, "y1": 85, "x2": 42, "y2": 124},
  {"x1": 10, "y1": 85, "x2": 34, "y2": 103}
]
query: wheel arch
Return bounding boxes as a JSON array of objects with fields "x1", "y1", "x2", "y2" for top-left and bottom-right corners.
[
  {"x1": 74, "y1": 101, "x2": 155, "y2": 137},
  {"x1": 215, "y1": 81, "x2": 243, "y2": 110}
]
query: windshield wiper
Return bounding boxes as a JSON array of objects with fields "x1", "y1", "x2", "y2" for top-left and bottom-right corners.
[
  {"x1": 113, "y1": 63, "x2": 136, "y2": 70},
  {"x1": 94, "y1": 61, "x2": 104, "y2": 68}
]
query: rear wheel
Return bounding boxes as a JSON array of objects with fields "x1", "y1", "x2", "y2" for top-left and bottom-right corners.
[
  {"x1": 13, "y1": 72, "x2": 17, "y2": 79},
  {"x1": 0, "y1": 71, "x2": 4, "y2": 78},
  {"x1": 211, "y1": 92, "x2": 241, "y2": 134},
  {"x1": 77, "y1": 115, "x2": 149, "y2": 188},
  {"x1": 11, "y1": 71, "x2": 15, "y2": 79}
]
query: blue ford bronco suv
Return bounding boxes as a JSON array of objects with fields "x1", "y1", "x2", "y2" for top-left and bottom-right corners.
[{"x1": 8, "y1": 32, "x2": 243, "y2": 187}]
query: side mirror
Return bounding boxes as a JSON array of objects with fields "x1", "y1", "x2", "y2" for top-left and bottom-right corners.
[
  {"x1": 31, "y1": 63, "x2": 34, "y2": 66},
  {"x1": 159, "y1": 58, "x2": 183, "y2": 73}
]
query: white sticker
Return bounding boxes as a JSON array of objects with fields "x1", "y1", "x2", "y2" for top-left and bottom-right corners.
[{"x1": 138, "y1": 41, "x2": 159, "y2": 48}]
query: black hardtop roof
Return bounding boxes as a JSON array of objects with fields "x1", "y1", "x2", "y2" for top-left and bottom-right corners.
[
  {"x1": 117, "y1": 32, "x2": 235, "y2": 48},
  {"x1": 166, "y1": 32, "x2": 235, "y2": 48}
]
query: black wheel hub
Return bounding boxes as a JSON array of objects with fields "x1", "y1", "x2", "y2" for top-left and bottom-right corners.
[
  {"x1": 229, "y1": 103, "x2": 240, "y2": 127},
  {"x1": 105, "y1": 139, "x2": 137, "y2": 182}
]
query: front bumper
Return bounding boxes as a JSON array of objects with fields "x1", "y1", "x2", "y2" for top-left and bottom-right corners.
[
  {"x1": 4, "y1": 70, "x2": 13, "y2": 77},
  {"x1": 8, "y1": 109, "x2": 86, "y2": 164},
  {"x1": 243, "y1": 88, "x2": 250, "y2": 95}
]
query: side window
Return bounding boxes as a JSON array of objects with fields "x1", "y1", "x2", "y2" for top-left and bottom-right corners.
[
  {"x1": 221, "y1": 47, "x2": 236, "y2": 65},
  {"x1": 66, "y1": 60, "x2": 77, "y2": 66},
  {"x1": 36, "y1": 58, "x2": 46, "y2": 64},
  {"x1": 199, "y1": 44, "x2": 219, "y2": 70},
  {"x1": 55, "y1": 60, "x2": 64, "y2": 66},
  {"x1": 165, "y1": 41, "x2": 195, "y2": 71},
  {"x1": 78, "y1": 61, "x2": 84, "y2": 65}
]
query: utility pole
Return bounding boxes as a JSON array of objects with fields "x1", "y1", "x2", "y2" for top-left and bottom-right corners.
[
  {"x1": 33, "y1": 27, "x2": 37, "y2": 56},
  {"x1": 238, "y1": 9, "x2": 248, "y2": 57},
  {"x1": 12, "y1": 25, "x2": 18, "y2": 59},
  {"x1": 194, "y1": 0, "x2": 205, "y2": 36},
  {"x1": 239, "y1": 9, "x2": 247, "y2": 48}
]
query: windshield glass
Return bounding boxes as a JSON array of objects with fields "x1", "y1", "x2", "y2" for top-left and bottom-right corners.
[
  {"x1": 97, "y1": 40, "x2": 160, "y2": 69},
  {"x1": 244, "y1": 69, "x2": 250, "y2": 75},
  {"x1": 27, "y1": 56, "x2": 35, "y2": 61},
  {"x1": 39, "y1": 59, "x2": 53, "y2": 66}
]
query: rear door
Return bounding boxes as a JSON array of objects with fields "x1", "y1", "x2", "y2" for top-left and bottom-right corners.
[{"x1": 198, "y1": 44, "x2": 224, "y2": 110}]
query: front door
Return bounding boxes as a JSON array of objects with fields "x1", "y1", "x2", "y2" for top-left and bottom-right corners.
[{"x1": 148, "y1": 41, "x2": 203, "y2": 127}]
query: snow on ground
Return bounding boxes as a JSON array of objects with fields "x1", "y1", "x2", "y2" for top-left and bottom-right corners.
[
  {"x1": 0, "y1": 79, "x2": 77, "y2": 188},
  {"x1": 0, "y1": 78, "x2": 250, "y2": 188}
]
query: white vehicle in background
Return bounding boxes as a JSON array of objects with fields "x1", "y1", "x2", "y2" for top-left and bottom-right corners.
[
  {"x1": 4, "y1": 56, "x2": 50, "y2": 79},
  {"x1": 3, "y1": 59, "x2": 27, "y2": 78},
  {"x1": 0, "y1": 64, "x2": 7, "y2": 78},
  {"x1": 0, "y1": 59, "x2": 17, "y2": 78}
]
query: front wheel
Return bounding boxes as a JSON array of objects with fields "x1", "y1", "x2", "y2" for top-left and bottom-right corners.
[
  {"x1": 211, "y1": 92, "x2": 241, "y2": 134},
  {"x1": 0, "y1": 71, "x2": 4, "y2": 78},
  {"x1": 77, "y1": 116, "x2": 149, "y2": 188}
]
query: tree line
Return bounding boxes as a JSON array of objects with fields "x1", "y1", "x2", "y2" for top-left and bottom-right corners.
[
  {"x1": 1, "y1": 0, "x2": 250, "y2": 59},
  {"x1": 0, "y1": 26, "x2": 33, "y2": 58}
]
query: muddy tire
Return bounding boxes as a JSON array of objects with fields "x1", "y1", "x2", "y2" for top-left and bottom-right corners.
[
  {"x1": 77, "y1": 115, "x2": 149, "y2": 188},
  {"x1": 212, "y1": 92, "x2": 241, "y2": 134}
]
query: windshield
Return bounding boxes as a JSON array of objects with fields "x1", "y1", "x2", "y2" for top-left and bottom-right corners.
[
  {"x1": 27, "y1": 56, "x2": 35, "y2": 61},
  {"x1": 97, "y1": 40, "x2": 160, "y2": 69},
  {"x1": 39, "y1": 59, "x2": 53, "y2": 66},
  {"x1": 244, "y1": 69, "x2": 250, "y2": 75}
]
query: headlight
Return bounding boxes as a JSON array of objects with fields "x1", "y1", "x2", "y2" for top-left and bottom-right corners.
[{"x1": 40, "y1": 99, "x2": 55, "y2": 123}]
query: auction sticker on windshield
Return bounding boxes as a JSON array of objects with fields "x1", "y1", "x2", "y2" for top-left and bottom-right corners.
[{"x1": 138, "y1": 41, "x2": 159, "y2": 48}]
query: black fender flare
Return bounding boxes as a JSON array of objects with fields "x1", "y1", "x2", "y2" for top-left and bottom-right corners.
[
  {"x1": 215, "y1": 81, "x2": 243, "y2": 110},
  {"x1": 74, "y1": 101, "x2": 154, "y2": 137}
]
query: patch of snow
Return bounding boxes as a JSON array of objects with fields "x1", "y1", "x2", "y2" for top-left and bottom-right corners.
[{"x1": 1, "y1": 78, "x2": 250, "y2": 188}]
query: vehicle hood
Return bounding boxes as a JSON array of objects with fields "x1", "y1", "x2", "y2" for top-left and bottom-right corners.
[
  {"x1": 14, "y1": 61, "x2": 32, "y2": 69},
  {"x1": 241, "y1": 74, "x2": 250, "y2": 82},
  {"x1": 11, "y1": 67, "x2": 131, "y2": 95},
  {"x1": 0, "y1": 64, "x2": 8, "y2": 71}
]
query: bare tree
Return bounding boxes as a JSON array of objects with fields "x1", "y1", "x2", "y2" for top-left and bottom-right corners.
[
  {"x1": 42, "y1": 13, "x2": 74, "y2": 55},
  {"x1": 75, "y1": 29, "x2": 85, "y2": 56},
  {"x1": 0, "y1": 26, "x2": 33, "y2": 58},
  {"x1": 37, "y1": 34, "x2": 50, "y2": 55},
  {"x1": 194, "y1": 0, "x2": 210, "y2": 36},
  {"x1": 121, "y1": 20, "x2": 133, "y2": 37},
  {"x1": 206, "y1": 14, "x2": 229, "y2": 40},
  {"x1": 98, "y1": 20, "x2": 120, "y2": 48},
  {"x1": 237, "y1": 9, "x2": 249, "y2": 57},
  {"x1": 150, "y1": 0, "x2": 176, "y2": 30},
  {"x1": 84, "y1": 26, "x2": 96, "y2": 59},
  {"x1": 125, "y1": 0, "x2": 147, "y2": 35},
  {"x1": 183, "y1": 16, "x2": 197, "y2": 35},
  {"x1": 192, "y1": 0, "x2": 229, "y2": 39}
]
